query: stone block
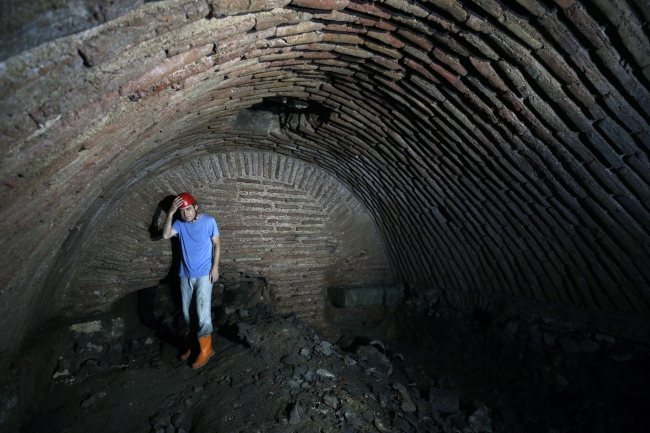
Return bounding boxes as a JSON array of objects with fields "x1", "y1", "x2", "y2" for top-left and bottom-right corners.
[
  {"x1": 397, "y1": 28, "x2": 433, "y2": 51},
  {"x1": 579, "y1": 338, "x2": 600, "y2": 353},
  {"x1": 346, "y1": 0, "x2": 391, "y2": 19},
  {"x1": 313, "y1": 9, "x2": 357, "y2": 22},
  {"x1": 432, "y1": 48, "x2": 467, "y2": 76},
  {"x1": 328, "y1": 285, "x2": 403, "y2": 307},
  {"x1": 291, "y1": 0, "x2": 349, "y2": 10},
  {"x1": 365, "y1": 41, "x2": 402, "y2": 59},
  {"x1": 322, "y1": 33, "x2": 365, "y2": 44},
  {"x1": 384, "y1": 0, "x2": 429, "y2": 17},
  {"x1": 557, "y1": 335, "x2": 579, "y2": 352},
  {"x1": 233, "y1": 109, "x2": 282, "y2": 134},
  {"x1": 384, "y1": 286, "x2": 404, "y2": 306},
  {"x1": 220, "y1": 278, "x2": 268, "y2": 316},
  {"x1": 277, "y1": 22, "x2": 324, "y2": 38},
  {"x1": 403, "y1": 44, "x2": 431, "y2": 63},
  {"x1": 429, "y1": 387, "x2": 459, "y2": 413},
  {"x1": 209, "y1": 0, "x2": 291, "y2": 16},
  {"x1": 366, "y1": 30, "x2": 406, "y2": 48},
  {"x1": 284, "y1": 31, "x2": 324, "y2": 45}
]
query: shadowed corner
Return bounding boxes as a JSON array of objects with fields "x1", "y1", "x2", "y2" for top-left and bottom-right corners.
[
  {"x1": 149, "y1": 195, "x2": 178, "y2": 241},
  {"x1": 138, "y1": 194, "x2": 185, "y2": 353}
]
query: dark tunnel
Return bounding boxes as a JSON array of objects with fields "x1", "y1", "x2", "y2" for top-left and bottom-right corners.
[{"x1": 1, "y1": 0, "x2": 650, "y2": 432}]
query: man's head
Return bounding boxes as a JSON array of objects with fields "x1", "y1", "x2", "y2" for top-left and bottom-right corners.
[{"x1": 178, "y1": 192, "x2": 198, "y2": 222}]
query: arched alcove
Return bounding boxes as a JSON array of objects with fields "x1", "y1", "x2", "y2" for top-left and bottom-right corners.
[{"x1": 59, "y1": 151, "x2": 394, "y2": 326}]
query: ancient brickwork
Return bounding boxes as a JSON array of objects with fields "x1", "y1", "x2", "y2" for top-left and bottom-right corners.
[
  {"x1": 1, "y1": 0, "x2": 650, "y2": 356},
  {"x1": 61, "y1": 152, "x2": 393, "y2": 325}
]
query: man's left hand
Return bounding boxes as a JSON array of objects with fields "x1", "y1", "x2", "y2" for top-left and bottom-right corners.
[{"x1": 210, "y1": 267, "x2": 219, "y2": 284}]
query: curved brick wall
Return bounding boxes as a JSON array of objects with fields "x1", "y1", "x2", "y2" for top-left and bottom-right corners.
[
  {"x1": 59, "y1": 151, "x2": 393, "y2": 325},
  {"x1": 1, "y1": 0, "x2": 650, "y2": 358}
]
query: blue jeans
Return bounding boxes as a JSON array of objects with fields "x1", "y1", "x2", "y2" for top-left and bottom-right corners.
[{"x1": 180, "y1": 276, "x2": 213, "y2": 337}]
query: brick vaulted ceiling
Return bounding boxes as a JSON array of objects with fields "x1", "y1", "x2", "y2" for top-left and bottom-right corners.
[{"x1": 1, "y1": 0, "x2": 650, "y2": 357}]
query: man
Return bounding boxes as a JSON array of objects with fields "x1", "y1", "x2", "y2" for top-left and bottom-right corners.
[{"x1": 162, "y1": 192, "x2": 221, "y2": 369}]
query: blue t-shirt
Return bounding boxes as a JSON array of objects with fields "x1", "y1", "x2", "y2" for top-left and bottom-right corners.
[{"x1": 172, "y1": 214, "x2": 219, "y2": 278}]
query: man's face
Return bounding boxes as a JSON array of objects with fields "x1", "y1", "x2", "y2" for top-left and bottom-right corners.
[{"x1": 179, "y1": 204, "x2": 197, "y2": 222}]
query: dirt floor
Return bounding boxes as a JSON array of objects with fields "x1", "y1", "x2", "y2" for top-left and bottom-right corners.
[
  {"x1": 20, "y1": 305, "x2": 450, "y2": 433},
  {"x1": 17, "y1": 301, "x2": 650, "y2": 433}
]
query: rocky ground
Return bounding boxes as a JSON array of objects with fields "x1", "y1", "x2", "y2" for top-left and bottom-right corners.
[
  {"x1": 19, "y1": 303, "x2": 490, "y2": 433},
  {"x1": 13, "y1": 288, "x2": 650, "y2": 433},
  {"x1": 392, "y1": 290, "x2": 650, "y2": 433}
]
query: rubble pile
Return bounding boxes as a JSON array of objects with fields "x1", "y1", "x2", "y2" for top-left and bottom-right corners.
[
  {"x1": 21, "y1": 304, "x2": 492, "y2": 433},
  {"x1": 16, "y1": 286, "x2": 650, "y2": 433},
  {"x1": 392, "y1": 288, "x2": 650, "y2": 433}
]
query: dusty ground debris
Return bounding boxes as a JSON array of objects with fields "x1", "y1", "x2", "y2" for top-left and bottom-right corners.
[{"x1": 21, "y1": 304, "x2": 480, "y2": 433}]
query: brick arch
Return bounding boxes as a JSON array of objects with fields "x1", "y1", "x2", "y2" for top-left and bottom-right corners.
[
  {"x1": 1, "y1": 0, "x2": 650, "y2": 357},
  {"x1": 61, "y1": 151, "x2": 394, "y2": 325}
]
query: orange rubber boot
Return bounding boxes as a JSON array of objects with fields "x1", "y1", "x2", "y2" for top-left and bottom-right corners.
[{"x1": 191, "y1": 334, "x2": 214, "y2": 369}]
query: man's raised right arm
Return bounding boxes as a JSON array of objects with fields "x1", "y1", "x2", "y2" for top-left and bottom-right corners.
[{"x1": 162, "y1": 196, "x2": 183, "y2": 239}]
